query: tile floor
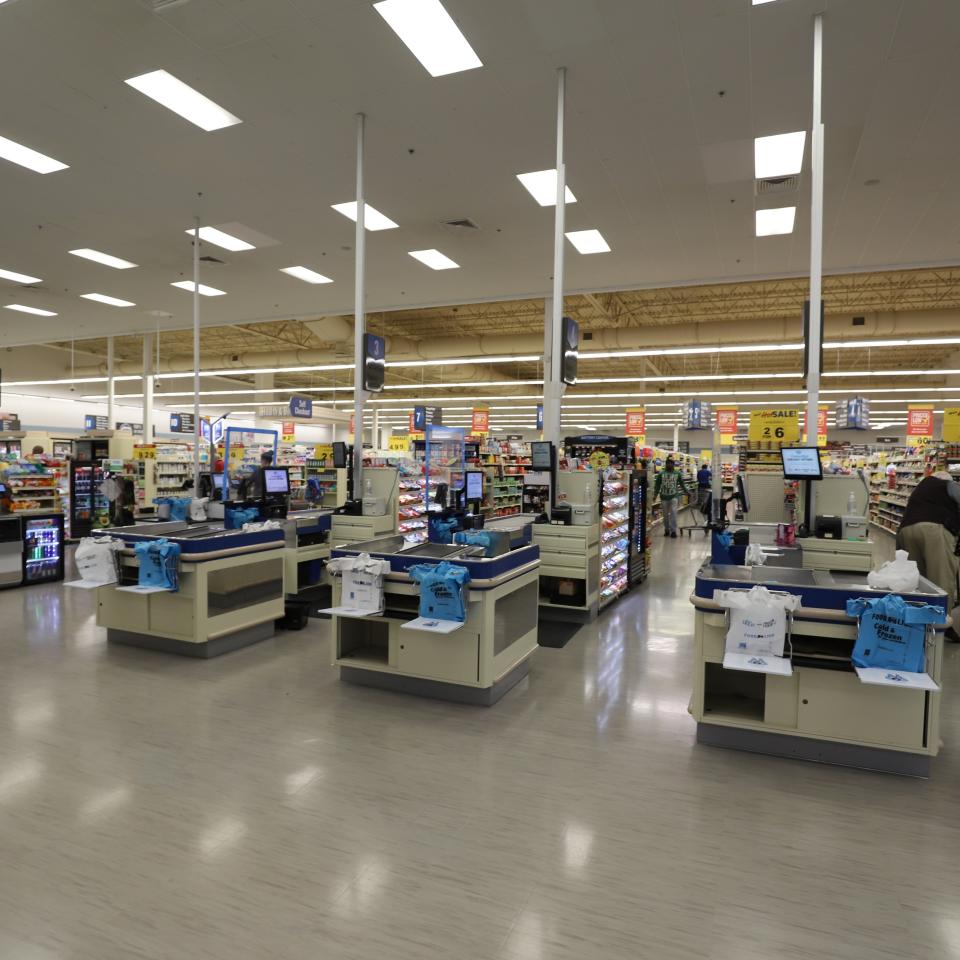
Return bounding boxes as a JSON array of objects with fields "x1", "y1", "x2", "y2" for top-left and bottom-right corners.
[{"x1": 0, "y1": 535, "x2": 959, "y2": 959}]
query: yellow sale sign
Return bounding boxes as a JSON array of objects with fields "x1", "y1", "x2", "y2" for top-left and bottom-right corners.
[
  {"x1": 943, "y1": 408, "x2": 960, "y2": 442},
  {"x1": 388, "y1": 435, "x2": 410, "y2": 453},
  {"x1": 748, "y1": 408, "x2": 800, "y2": 444}
]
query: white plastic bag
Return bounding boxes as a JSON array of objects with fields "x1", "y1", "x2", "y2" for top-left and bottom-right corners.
[
  {"x1": 867, "y1": 550, "x2": 920, "y2": 593},
  {"x1": 241, "y1": 519, "x2": 282, "y2": 532},
  {"x1": 327, "y1": 553, "x2": 391, "y2": 615},
  {"x1": 74, "y1": 536, "x2": 124, "y2": 585},
  {"x1": 714, "y1": 585, "x2": 799, "y2": 657},
  {"x1": 744, "y1": 543, "x2": 766, "y2": 566}
]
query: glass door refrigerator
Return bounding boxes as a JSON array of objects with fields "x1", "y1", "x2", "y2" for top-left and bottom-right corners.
[
  {"x1": 22, "y1": 514, "x2": 64, "y2": 585},
  {"x1": 70, "y1": 462, "x2": 95, "y2": 538},
  {"x1": 628, "y1": 467, "x2": 649, "y2": 587},
  {"x1": 599, "y1": 467, "x2": 630, "y2": 608}
]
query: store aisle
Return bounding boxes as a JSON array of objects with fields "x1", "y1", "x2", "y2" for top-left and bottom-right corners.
[{"x1": 0, "y1": 536, "x2": 958, "y2": 960}]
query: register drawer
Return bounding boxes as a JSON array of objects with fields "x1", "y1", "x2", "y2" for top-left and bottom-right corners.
[{"x1": 796, "y1": 667, "x2": 926, "y2": 750}]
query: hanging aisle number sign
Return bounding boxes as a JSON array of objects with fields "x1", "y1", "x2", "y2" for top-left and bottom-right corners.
[{"x1": 748, "y1": 408, "x2": 800, "y2": 443}]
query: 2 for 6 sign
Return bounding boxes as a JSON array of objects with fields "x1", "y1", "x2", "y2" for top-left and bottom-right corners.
[{"x1": 748, "y1": 408, "x2": 800, "y2": 444}]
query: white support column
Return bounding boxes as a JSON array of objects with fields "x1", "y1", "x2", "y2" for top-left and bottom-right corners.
[
  {"x1": 192, "y1": 218, "x2": 201, "y2": 491},
  {"x1": 672, "y1": 424, "x2": 680, "y2": 453},
  {"x1": 353, "y1": 112, "x2": 367, "y2": 490},
  {"x1": 372, "y1": 408, "x2": 381, "y2": 452},
  {"x1": 142, "y1": 333, "x2": 154, "y2": 441},
  {"x1": 544, "y1": 67, "x2": 567, "y2": 448},
  {"x1": 106, "y1": 336, "x2": 115, "y2": 428},
  {"x1": 806, "y1": 13, "x2": 825, "y2": 519}
]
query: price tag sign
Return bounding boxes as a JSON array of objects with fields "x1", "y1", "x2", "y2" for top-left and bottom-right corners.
[
  {"x1": 281, "y1": 421, "x2": 296, "y2": 442},
  {"x1": 388, "y1": 435, "x2": 410, "y2": 453},
  {"x1": 907, "y1": 406, "x2": 934, "y2": 439},
  {"x1": 133, "y1": 445, "x2": 156, "y2": 460},
  {"x1": 748, "y1": 408, "x2": 799, "y2": 444},
  {"x1": 944, "y1": 408, "x2": 960, "y2": 443},
  {"x1": 314, "y1": 444, "x2": 333, "y2": 463}
]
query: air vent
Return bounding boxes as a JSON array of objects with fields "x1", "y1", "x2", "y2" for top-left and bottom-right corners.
[
  {"x1": 442, "y1": 217, "x2": 480, "y2": 232},
  {"x1": 199, "y1": 255, "x2": 224, "y2": 264},
  {"x1": 852, "y1": 316, "x2": 865, "y2": 326},
  {"x1": 755, "y1": 175, "x2": 800, "y2": 196}
]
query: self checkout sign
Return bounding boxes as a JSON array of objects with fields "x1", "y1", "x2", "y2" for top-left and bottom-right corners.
[
  {"x1": 748, "y1": 408, "x2": 800, "y2": 443},
  {"x1": 289, "y1": 396, "x2": 313, "y2": 418}
]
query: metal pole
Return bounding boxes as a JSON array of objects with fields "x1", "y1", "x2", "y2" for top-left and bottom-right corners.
[
  {"x1": 353, "y1": 112, "x2": 366, "y2": 492},
  {"x1": 106, "y1": 336, "x2": 115, "y2": 428},
  {"x1": 192, "y1": 217, "x2": 201, "y2": 492},
  {"x1": 672, "y1": 423, "x2": 680, "y2": 454},
  {"x1": 806, "y1": 13, "x2": 824, "y2": 520},
  {"x1": 142, "y1": 333, "x2": 154, "y2": 443},
  {"x1": 545, "y1": 67, "x2": 567, "y2": 448}
]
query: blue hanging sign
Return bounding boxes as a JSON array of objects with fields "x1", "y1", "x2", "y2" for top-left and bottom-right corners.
[{"x1": 289, "y1": 396, "x2": 313, "y2": 418}]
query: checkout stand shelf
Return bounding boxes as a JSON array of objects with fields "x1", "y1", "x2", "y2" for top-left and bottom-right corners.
[{"x1": 690, "y1": 559, "x2": 948, "y2": 777}]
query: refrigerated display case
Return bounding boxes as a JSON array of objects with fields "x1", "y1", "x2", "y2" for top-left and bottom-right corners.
[
  {"x1": 599, "y1": 467, "x2": 629, "y2": 608},
  {"x1": 628, "y1": 466, "x2": 649, "y2": 587},
  {"x1": 0, "y1": 516, "x2": 22, "y2": 588},
  {"x1": 22, "y1": 514, "x2": 64, "y2": 584},
  {"x1": 70, "y1": 462, "x2": 96, "y2": 538}
]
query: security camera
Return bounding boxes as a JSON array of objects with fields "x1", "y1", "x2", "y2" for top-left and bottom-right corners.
[{"x1": 69, "y1": 385, "x2": 77, "y2": 392}]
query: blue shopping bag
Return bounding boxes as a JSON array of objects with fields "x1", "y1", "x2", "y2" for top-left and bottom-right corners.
[
  {"x1": 846, "y1": 594, "x2": 943, "y2": 672},
  {"x1": 409, "y1": 561, "x2": 471, "y2": 622}
]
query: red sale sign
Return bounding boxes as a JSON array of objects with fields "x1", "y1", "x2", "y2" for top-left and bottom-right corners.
[
  {"x1": 625, "y1": 409, "x2": 646, "y2": 437},
  {"x1": 716, "y1": 408, "x2": 738, "y2": 435},
  {"x1": 907, "y1": 406, "x2": 934, "y2": 438},
  {"x1": 472, "y1": 407, "x2": 490, "y2": 435}
]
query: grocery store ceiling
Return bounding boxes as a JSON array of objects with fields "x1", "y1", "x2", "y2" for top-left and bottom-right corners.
[{"x1": 2, "y1": 0, "x2": 960, "y2": 350}]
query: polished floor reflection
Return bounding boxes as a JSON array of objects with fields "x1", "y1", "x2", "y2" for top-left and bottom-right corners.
[{"x1": 1, "y1": 535, "x2": 959, "y2": 959}]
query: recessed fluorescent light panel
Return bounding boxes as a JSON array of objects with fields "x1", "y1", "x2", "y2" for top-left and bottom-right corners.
[
  {"x1": 408, "y1": 249, "x2": 459, "y2": 270},
  {"x1": 187, "y1": 226, "x2": 255, "y2": 252},
  {"x1": 69, "y1": 248, "x2": 138, "y2": 270},
  {"x1": 0, "y1": 268, "x2": 41, "y2": 284},
  {"x1": 752, "y1": 0, "x2": 780, "y2": 5},
  {"x1": 124, "y1": 70, "x2": 241, "y2": 132},
  {"x1": 373, "y1": 0, "x2": 482, "y2": 77},
  {"x1": 281, "y1": 266, "x2": 333, "y2": 284},
  {"x1": 331, "y1": 201, "x2": 398, "y2": 231},
  {"x1": 0, "y1": 134, "x2": 68, "y2": 174},
  {"x1": 5, "y1": 304, "x2": 57, "y2": 316},
  {"x1": 756, "y1": 206, "x2": 796, "y2": 237},
  {"x1": 566, "y1": 229, "x2": 610, "y2": 254},
  {"x1": 81, "y1": 293, "x2": 136, "y2": 308},
  {"x1": 754, "y1": 131, "x2": 806, "y2": 179},
  {"x1": 517, "y1": 169, "x2": 576, "y2": 206},
  {"x1": 170, "y1": 281, "x2": 226, "y2": 297}
]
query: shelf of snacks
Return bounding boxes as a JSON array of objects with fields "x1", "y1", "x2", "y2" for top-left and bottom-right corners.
[
  {"x1": 864, "y1": 444, "x2": 946, "y2": 533},
  {"x1": 600, "y1": 467, "x2": 629, "y2": 607},
  {"x1": 5, "y1": 466, "x2": 61, "y2": 514},
  {"x1": 398, "y1": 466, "x2": 427, "y2": 544}
]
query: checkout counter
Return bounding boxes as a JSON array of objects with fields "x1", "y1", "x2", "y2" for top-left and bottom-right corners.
[
  {"x1": 95, "y1": 520, "x2": 286, "y2": 657},
  {"x1": 327, "y1": 515, "x2": 540, "y2": 705},
  {"x1": 329, "y1": 467, "x2": 400, "y2": 545},
  {"x1": 690, "y1": 558, "x2": 948, "y2": 777}
]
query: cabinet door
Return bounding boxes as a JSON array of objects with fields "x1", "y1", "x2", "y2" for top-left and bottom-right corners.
[
  {"x1": 796, "y1": 668, "x2": 926, "y2": 750},
  {"x1": 397, "y1": 629, "x2": 480, "y2": 684}
]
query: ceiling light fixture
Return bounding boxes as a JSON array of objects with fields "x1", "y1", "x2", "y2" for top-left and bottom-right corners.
[
  {"x1": 517, "y1": 169, "x2": 576, "y2": 206},
  {"x1": 69, "y1": 248, "x2": 138, "y2": 269},
  {"x1": 565, "y1": 229, "x2": 610, "y2": 254},
  {"x1": 5, "y1": 304, "x2": 57, "y2": 317},
  {"x1": 124, "y1": 70, "x2": 241, "y2": 132},
  {"x1": 373, "y1": 0, "x2": 482, "y2": 77},
  {"x1": 408, "y1": 249, "x2": 459, "y2": 270},
  {"x1": 0, "y1": 267, "x2": 41, "y2": 284},
  {"x1": 280, "y1": 266, "x2": 333, "y2": 284},
  {"x1": 188, "y1": 226, "x2": 255, "y2": 252},
  {"x1": 331, "y1": 201, "x2": 398, "y2": 231},
  {"x1": 756, "y1": 206, "x2": 796, "y2": 236},
  {"x1": 0, "y1": 134, "x2": 68, "y2": 174},
  {"x1": 170, "y1": 280, "x2": 226, "y2": 297},
  {"x1": 81, "y1": 293, "x2": 136, "y2": 308},
  {"x1": 754, "y1": 131, "x2": 806, "y2": 179}
]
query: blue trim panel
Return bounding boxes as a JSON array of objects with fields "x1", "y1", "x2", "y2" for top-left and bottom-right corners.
[{"x1": 331, "y1": 543, "x2": 540, "y2": 580}]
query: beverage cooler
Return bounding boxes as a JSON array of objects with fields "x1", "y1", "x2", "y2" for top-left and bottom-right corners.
[
  {"x1": 599, "y1": 467, "x2": 629, "y2": 608},
  {"x1": 70, "y1": 462, "x2": 96, "y2": 539},
  {"x1": 23, "y1": 515, "x2": 64, "y2": 584},
  {"x1": 628, "y1": 468, "x2": 649, "y2": 586},
  {"x1": 0, "y1": 514, "x2": 64, "y2": 588}
]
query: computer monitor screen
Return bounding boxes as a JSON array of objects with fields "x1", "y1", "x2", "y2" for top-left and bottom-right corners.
[
  {"x1": 263, "y1": 468, "x2": 290, "y2": 495},
  {"x1": 735, "y1": 474, "x2": 750, "y2": 515},
  {"x1": 465, "y1": 471, "x2": 483, "y2": 502},
  {"x1": 780, "y1": 447, "x2": 823, "y2": 481},
  {"x1": 332, "y1": 441, "x2": 348, "y2": 469},
  {"x1": 531, "y1": 441, "x2": 554, "y2": 471},
  {"x1": 212, "y1": 474, "x2": 224, "y2": 490}
]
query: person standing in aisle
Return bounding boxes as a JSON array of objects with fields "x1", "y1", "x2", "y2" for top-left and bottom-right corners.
[
  {"x1": 696, "y1": 462, "x2": 712, "y2": 518},
  {"x1": 655, "y1": 457, "x2": 690, "y2": 538},
  {"x1": 897, "y1": 469, "x2": 960, "y2": 640}
]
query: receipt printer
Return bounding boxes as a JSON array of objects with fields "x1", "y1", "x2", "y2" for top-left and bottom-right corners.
[
  {"x1": 842, "y1": 514, "x2": 868, "y2": 541},
  {"x1": 814, "y1": 515, "x2": 843, "y2": 540}
]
